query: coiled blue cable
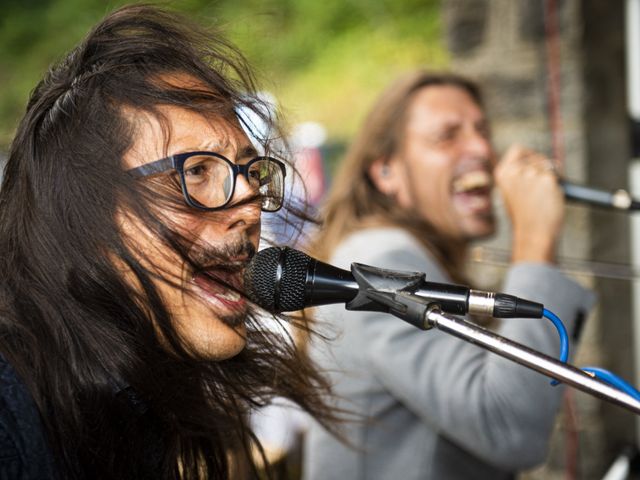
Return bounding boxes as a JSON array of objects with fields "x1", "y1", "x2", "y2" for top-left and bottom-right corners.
[
  {"x1": 543, "y1": 308, "x2": 569, "y2": 363},
  {"x1": 543, "y1": 308, "x2": 640, "y2": 401},
  {"x1": 582, "y1": 367, "x2": 640, "y2": 402},
  {"x1": 543, "y1": 308, "x2": 569, "y2": 386}
]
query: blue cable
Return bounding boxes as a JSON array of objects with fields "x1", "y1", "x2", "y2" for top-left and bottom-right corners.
[
  {"x1": 582, "y1": 367, "x2": 640, "y2": 402},
  {"x1": 543, "y1": 308, "x2": 569, "y2": 363},
  {"x1": 543, "y1": 308, "x2": 640, "y2": 401},
  {"x1": 543, "y1": 308, "x2": 569, "y2": 386}
]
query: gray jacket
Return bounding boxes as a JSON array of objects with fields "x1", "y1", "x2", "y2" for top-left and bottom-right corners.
[{"x1": 304, "y1": 227, "x2": 594, "y2": 480}]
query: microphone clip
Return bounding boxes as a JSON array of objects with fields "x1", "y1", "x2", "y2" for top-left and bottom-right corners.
[
  {"x1": 346, "y1": 263, "x2": 425, "y2": 312},
  {"x1": 364, "y1": 290, "x2": 434, "y2": 330}
]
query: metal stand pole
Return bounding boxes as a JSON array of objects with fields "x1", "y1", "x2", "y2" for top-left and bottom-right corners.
[
  {"x1": 425, "y1": 306, "x2": 640, "y2": 416},
  {"x1": 626, "y1": 0, "x2": 640, "y2": 444}
]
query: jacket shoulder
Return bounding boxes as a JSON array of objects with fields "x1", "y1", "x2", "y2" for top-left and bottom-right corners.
[
  {"x1": 0, "y1": 355, "x2": 57, "y2": 479},
  {"x1": 332, "y1": 227, "x2": 448, "y2": 282}
]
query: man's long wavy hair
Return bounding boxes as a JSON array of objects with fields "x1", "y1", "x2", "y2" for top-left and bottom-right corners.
[
  {"x1": 1, "y1": 5, "x2": 334, "y2": 479},
  {"x1": 312, "y1": 71, "x2": 484, "y2": 283}
]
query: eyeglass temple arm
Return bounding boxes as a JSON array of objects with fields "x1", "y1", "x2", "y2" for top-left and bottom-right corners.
[{"x1": 128, "y1": 157, "x2": 175, "y2": 178}]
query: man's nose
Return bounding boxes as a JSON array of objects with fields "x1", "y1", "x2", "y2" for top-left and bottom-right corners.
[
  {"x1": 463, "y1": 128, "x2": 492, "y2": 159},
  {"x1": 220, "y1": 173, "x2": 261, "y2": 232}
]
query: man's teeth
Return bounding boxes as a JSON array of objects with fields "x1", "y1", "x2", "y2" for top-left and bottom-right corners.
[
  {"x1": 216, "y1": 290, "x2": 241, "y2": 302},
  {"x1": 453, "y1": 171, "x2": 492, "y2": 193}
]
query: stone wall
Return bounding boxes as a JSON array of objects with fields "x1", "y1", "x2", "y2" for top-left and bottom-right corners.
[{"x1": 444, "y1": 1, "x2": 632, "y2": 478}]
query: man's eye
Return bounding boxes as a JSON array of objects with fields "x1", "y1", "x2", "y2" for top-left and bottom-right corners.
[
  {"x1": 476, "y1": 123, "x2": 491, "y2": 139},
  {"x1": 185, "y1": 164, "x2": 207, "y2": 176},
  {"x1": 436, "y1": 128, "x2": 458, "y2": 143}
]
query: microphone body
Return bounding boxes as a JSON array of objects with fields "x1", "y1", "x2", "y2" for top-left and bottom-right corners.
[
  {"x1": 561, "y1": 180, "x2": 640, "y2": 211},
  {"x1": 245, "y1": 247, "x2": 543, "y2": 319}
]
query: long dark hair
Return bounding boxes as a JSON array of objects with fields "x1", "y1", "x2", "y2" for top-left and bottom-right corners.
[
  {"x1": 1, "y1": 5, "x2": 334, "y2": 479},
  {"x1": 313, "y1": 71, "x2": 483, "y2": 283}
]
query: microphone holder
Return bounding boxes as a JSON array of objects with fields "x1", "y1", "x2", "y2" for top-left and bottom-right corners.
[{"x1": 365, "y1": 289, "x2": 640, "y2": 416}]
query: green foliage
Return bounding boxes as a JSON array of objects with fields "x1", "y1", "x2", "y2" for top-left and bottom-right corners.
[{"x1": 0, "y1": 0, "x2": 445, "y2": 149}]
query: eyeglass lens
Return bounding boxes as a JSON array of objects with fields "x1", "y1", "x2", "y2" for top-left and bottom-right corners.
[{"x1": 183, "y1": 155, "x2": 284, "y2": 211}]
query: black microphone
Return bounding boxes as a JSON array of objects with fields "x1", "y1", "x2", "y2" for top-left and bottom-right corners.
[
  {"x1": 244, "y1": 246, "x2": 543, "y2": 319},
  {"x1": 561, "y1": 180, "x2": 640, "y2": 211}
]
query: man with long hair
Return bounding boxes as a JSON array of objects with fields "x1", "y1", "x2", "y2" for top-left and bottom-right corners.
[
  {"x1": 304, "y1": 72, "x2": 594, "y2": 479},
  {"x1": 0, "y1": 5, "x2": 335, "y2": 479}
]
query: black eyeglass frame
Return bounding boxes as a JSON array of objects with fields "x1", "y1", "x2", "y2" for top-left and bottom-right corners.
[{"x1": 127, "y1": 151, "x2": 287, "y2": 212}]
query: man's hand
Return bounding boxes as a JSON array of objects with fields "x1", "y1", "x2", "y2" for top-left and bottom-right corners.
[{"x1": 495, "y1": 145, "x2": 564, "y2": 264}]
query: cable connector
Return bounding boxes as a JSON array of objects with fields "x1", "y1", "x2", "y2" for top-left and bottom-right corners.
[
  {"x1": 468, "y1": 290, "x2": 543, "y2": 318},
  {"x1": 494, "y1": 293, "x2": 543, "y2": 318}
]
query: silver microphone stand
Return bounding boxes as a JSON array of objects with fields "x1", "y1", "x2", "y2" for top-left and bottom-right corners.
[{"x1": 366, "y1": 290, "x2": 640, "y2": 416}]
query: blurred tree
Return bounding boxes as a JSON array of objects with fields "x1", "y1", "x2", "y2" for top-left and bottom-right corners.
[{"x1": 0, "y1": 0, "x2": 445, "y2": 154}]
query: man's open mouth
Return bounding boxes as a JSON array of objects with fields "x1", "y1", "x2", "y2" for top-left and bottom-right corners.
[
  {"x1": 452, "y1": 170, "x2": 493, "y2": 195},
  {"x1": 191, "y1": 261, "x2": 247, "y2": 312},
  {"x1": 451, "y1": 170, "x2": 493, "y2": 214}
]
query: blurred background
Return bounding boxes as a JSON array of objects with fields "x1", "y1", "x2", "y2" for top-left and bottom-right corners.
[
  {"x1": 0, "y1": 0, "x2": 445, "y2": 154},
  {"x1": 1, "y1": 1, "x2": 640, "y2": 479}
]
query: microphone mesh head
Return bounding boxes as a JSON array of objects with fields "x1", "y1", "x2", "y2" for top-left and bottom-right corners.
[{"x1": 244, "y1": 246, "x2": 313, "y2": 312}]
